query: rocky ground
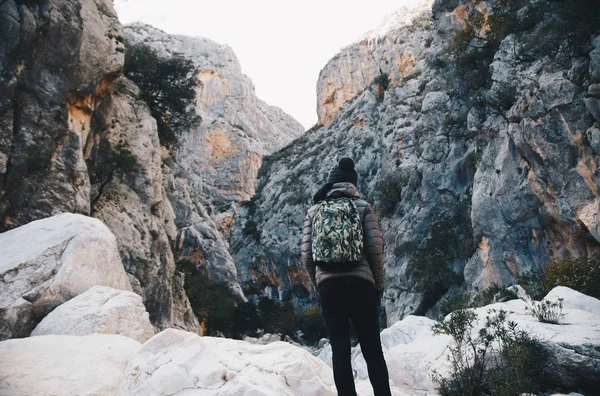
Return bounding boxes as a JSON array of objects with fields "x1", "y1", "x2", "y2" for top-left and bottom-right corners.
[{"x1": 1, "y1": 214, "x2": 598, "y2": 395}]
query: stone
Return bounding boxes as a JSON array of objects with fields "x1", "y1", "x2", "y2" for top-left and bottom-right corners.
[
  {"x1": 117, "y1": 328, "x2": 336, "y2": 395},
  {"x1": 421, "y1": 91, "x2": 450, "y2": 112},
  {"x1": 31, "y1": 285, "x2": 155, "y2": 343},
  {"x1": 123, "y1": 24, "x2": 303, "y2": 297},
  {"x1": 584, "y1": 97, "x2": 600, "y2": 122},
  {"x1": 0, "y1": 334, "x2": 141, "y2": 396},
  {"x1": 0, "y1": 0, "x2": 123, "y2": 230},
  {"x1": 586, "y1": 126, "x2": 600, "y2": 154},
  {"x1": 316, "y1": 2, "x2": 434, "y2": 125},
  {"x1": 538, "y1": 72, "x2": 578, "y2": 110},
  {"x1": 0, "y1": 213, "x2": 131, "y2": 340},
  {"x1": 588, "y1": 84, "x2": 600, "y2": 98},
  {"x1": 545, "y1": 286, "x2": 600, "y2": 316}
]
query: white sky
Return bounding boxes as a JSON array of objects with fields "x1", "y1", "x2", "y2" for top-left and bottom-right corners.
[{"x1": 114, "y1": 0, "x2": 424, "y2": 129}]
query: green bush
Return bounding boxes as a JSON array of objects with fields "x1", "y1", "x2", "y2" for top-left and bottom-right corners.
[
  {"x1": 407, "y1": 202, "x2": 474, "y2": 314},
  {"x1": 432, "y1": 308, "x2": 548, "y2": 396},
  {"x1": 177, "y1": 259, "x2": 238, "y2": 336},
  {"x1": 87, "y1": 138, "x2": 140, "y2": 210},
  {"x1": 372, "y1": 73, "x2": 390, "y2": 90},
  {"x1": 242, "y1": 219, "x2": 261, "y2": 240},
  {"x1": 124, "y1": 42, "x2": 200, "y2": 148},
  {"x1": 525, "y1": 298, "x2": 565, "y2": 324},
  {"x1": 375, "y1": 171, "x2": 408, "y2": 217},
  {"x1": 439, "y1": 285, "x2": 518, "y2": 318},
  {"x1": 544, "y1": 256, "x2": 600, "y2": 298}
]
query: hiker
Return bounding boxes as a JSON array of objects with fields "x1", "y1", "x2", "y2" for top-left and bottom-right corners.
[{"x1": 301, "y1": 157, "x2": 391, "y2": 396}]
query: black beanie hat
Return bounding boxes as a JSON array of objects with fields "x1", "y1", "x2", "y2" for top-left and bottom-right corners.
[{"x1": 327, "y1": 157, "x2": 358, "y2": 187}]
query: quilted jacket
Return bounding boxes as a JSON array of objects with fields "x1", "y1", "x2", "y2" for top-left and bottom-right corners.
[{"x1": 301, "y1": 182, "x2": 384, "y2": 291}]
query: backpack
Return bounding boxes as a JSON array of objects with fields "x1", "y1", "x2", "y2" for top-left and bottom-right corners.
[{"x1": 311, "y1": 197, "x2": 364, "y2": 271}]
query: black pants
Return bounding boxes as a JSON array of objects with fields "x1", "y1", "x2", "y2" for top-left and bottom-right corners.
[{"x1": 319, "y1": 277, "x2": 392, "y2": 396}]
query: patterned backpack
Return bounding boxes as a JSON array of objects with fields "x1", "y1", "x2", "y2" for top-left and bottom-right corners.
[{"x1": 311, "y1": 197, "x2": 364, "y2": 271}]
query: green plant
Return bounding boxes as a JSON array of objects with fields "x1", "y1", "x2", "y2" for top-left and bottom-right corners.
[
  {"x1": 439, "y1": 293, "x2": 472, "y2": 317},
  {"x1": 375, "y1": 171, "x2": 408, "y2": 217},
  {"x1": 544, "y1": 256, "x2": 600, "y2": 298},
  {"x1": 87, "y1": 138, "x2": 140, "y2": 210},
  {"x1": 408, "y1": 202, "x2": 474, "y2": 314},
  {"x1": 123, "y1": 41, "x2": 200, "y2": 148},
  {"x1": 432, "y1": 308, "x2": 547, "y2": 396},
  {"x1": 177, "y1": 259, "x2": 238, "y2": 336},
  {"x1": 372, "y1": 73, "x2": 390, "y2": 90},
  {"x1": 243, "y1": 219, "x2": 261, "y2": 240},
  {"x1": 524, "y1": 298, "x2": 565, "y2": 324}
]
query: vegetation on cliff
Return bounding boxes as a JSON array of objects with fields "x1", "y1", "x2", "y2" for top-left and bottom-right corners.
[{"x1": 123, "y1": 42, "x2": 200, "y2": 148}]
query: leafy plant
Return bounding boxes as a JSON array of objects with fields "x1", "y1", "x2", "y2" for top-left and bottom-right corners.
[
  {"x1": 124, "y1": 42, "x2": 200, "y2": 148},
  {"x1": 524, "y1": 298, "x2": 565, "y2": 324},
  {"x1": 544, "y1": 256, "x2": 600, "y2": 298},
  {"x1": 177, "y1": 259, "x2": 238, "y2": 336},
  {"x1": 375, "y1": 171, "x2": 408, "y2": 217},
  {"x1": 87, "y1": 138, "x2": 140, "y2": 210},
  {"x1": 432, "y1": 308, "x2": 548, "y2": 396}
]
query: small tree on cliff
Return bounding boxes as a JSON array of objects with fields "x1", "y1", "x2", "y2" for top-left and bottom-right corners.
[
  {"x1": 87, "y1": 138, "x2": 140, "y2": 211},
  {"x1": 123, "y1": 42, "x2": 200, "y2": 148}
]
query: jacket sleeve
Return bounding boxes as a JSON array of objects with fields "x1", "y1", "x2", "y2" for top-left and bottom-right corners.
[
  {"x1": 363, "y1": 203, "x2": 384, "y2": 290},
  {"x1": 301, "y1": 209, "x2": 317, "y2": 289}
]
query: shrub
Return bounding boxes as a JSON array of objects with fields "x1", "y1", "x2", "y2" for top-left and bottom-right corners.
[
  {"x1": 372, "y1": 73, "x2": 390, "y2": 90},
  {"x1": 87, "y1": 138, "x2": 140, "y2": 210},
  {"x1": 375, "y1": 171, "x2": 408, "y2": 217},
  {"x1": 544, "y1": 256, "x2": 600, "y2": 298},
  {"x1": 242, "y1": 219, "x2": 261, "y2": 240},
  {"x1": 407, "y1": 202, "x2": 474, "y2": 314},
  {"x1": 432, "y1": 308, "x2": 547, "y2": 396},
  {"x1": 439, "y1": 293, "x2": 471, "y2": 317},
  {"x1": 177, "y1": 259, "x2": 238, "y2": 336},
  {"x1": 439, "y1": 285, "x2": 518, "y2": 318},
  {"x1": 124, "y1": 41, "x2": 200, "y2": 148},
  {"x1": 524, "y1": 298, "x2": 565, "y2": 324},
  {"x1": 296, "y1": 305, "x2": 328, "y2": 345}
]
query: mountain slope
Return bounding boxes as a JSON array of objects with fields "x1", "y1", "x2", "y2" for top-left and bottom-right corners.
[{"x1": 232, "y1": 0, "x2": 600, "y2": 323}]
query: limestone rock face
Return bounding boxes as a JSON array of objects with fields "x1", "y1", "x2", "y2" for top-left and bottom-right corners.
[
  {"x1": 123, "y1": 23, "x2": 304, "y2": 290},
  {"x1": 0, "y1": 0, "x2": 123, "y2": 230},
  {"x1": 233, "y1": 1, "x2": 600, "y2": 324},
  {"x1": 89, "y1": 77, "x2": 200, "y2": 332},
  {"x1": 316, "y1": 0, "x2": 434, "y2": 125},
  {"x1": 31, "y1": 285, "x2": 155, "y2": 343},
  {"x1": 0, "y1": 0, "x2": 199, "y2": 334},
  {"x1": 117, "y1": 328, "x2": 335, "y2": 396},
  {"x1": 0, "y1": 213, "x2": 131, "y2": 340},
  {"x1": 124, "y1": 23, "x2": 304, "y2": 208},
  {"x1": 0, "y1": 334, "x2": 141, "y2": 396}
]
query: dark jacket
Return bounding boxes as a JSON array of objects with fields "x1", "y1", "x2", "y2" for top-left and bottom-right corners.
[{"x1": 301, "y1": 182, "x2": 384, "y2": 291}]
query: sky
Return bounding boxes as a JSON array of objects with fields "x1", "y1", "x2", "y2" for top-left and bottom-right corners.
[{"x1": 113, "y1": 0, "x2": 426, "y2": 129}]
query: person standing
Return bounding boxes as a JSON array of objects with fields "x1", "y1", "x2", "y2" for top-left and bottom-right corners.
[{"x1": 301, "y1": 157, "x2": 391, "y2": 396}]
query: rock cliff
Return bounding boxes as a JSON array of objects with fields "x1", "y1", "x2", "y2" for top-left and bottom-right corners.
[
  {"x1": 0, "y1": 0, "x2": 305, "y2": 332},
  {"x1": 124, "y1": 24, "x2": 304, "y2": 291},
  {"x1": 232, "y1": 0, "x2": 600, "y2": 323}
]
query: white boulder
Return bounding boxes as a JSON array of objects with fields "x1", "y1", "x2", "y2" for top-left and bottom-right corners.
[
  {"x1": 544, "y1": 286, "x2": 600, "y2": 316},
  {"x1": 317, "y1": 287, "x2": 599, "y2": 395},
  {"x1": 31, "y1": 285, "x2": 154, "y2": 343},
  {"x1": 118, "y1": 328, "x2": 335, "y2": 396},
  {"x1": 0, "y1": 334, "x2": 141, "y2": 396},
  {"x1": 317, "y1": 316, "x2": 450, "y2": 394},
  {"x1": 0, "y1": 213, "x2": 131, "y2": 340}
]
